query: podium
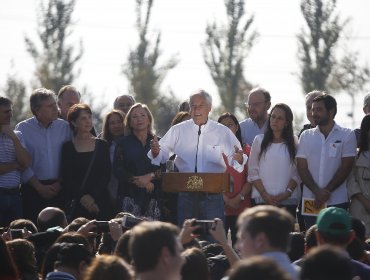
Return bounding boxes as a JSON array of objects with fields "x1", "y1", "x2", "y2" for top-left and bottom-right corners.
[{"x1": 161, "y1": 172, "x2": 230, "y2": 193}]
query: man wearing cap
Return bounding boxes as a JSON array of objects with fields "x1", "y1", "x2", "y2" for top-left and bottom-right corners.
[
  {"x1": 297, "y1": 94, "x2": 357, "y2": 228},
  {"x1": 315, "y1": 207, "x2": 370, "y2": 279}
]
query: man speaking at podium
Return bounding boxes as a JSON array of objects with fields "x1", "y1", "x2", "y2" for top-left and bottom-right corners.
[{"x1": 148, "y1": 89, "x2": 247, "y2": 226}]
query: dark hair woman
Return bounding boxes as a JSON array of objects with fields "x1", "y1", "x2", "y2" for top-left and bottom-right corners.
[
  {"x1": 61, "y1": 103, "x2": 112, "y2": 221},
  {"x1": 101, "y1": 110, "x2": 125, "y2": 211},
  {"x1": 247, "y1": 103, "x2": 300, "y2": 218}
]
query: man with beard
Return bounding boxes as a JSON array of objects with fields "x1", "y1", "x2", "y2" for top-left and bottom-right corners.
[
  {"x1": 296, "y1": 94, "x2": 357, "y2": 228},
  {"x1": 239, "y1": 88, "x2": 271, "y2": 146}
]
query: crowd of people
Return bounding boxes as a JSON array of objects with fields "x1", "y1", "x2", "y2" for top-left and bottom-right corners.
[{"x1": 1, "y1": 85, "x2": 370, "y2": 280}]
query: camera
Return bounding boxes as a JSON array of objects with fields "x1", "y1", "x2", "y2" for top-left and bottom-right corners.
[
  {"x1": 10, "y1": 229, "x2": 24, "y2": 239},
  {"x1": 122, "y1": 215, "x2": 144, "y2": 229},
  {"x1": 191, "y1": 220, "x2": 215, "y2": 236},
  {"x1": 95, "y1": 221, "x2": 110, "y2": 233}
]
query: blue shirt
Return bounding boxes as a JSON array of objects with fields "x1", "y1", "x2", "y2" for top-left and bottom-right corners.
[
  {"x1": 239, "y1": 118, "x2": 268, "y2": 146},
  {"x1": 15, "y1": 117, "x2": 72, "y2": 182},
  {"x1": 0, "y1": 131, "x2": 25, "y2": 187}
]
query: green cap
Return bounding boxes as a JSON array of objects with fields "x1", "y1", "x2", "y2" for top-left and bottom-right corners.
[{"x1": 316, "y1": 207, "x2": 351, "y2": 236}]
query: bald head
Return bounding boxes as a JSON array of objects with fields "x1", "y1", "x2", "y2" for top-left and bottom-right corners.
[{"x1": 37, "y1": 207, "x2": 68, "y2": 231}]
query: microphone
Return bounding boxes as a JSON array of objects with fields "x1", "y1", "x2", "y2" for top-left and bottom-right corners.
[{"x1": 194, "y1": 126, "x2": 201, "y2": 173}]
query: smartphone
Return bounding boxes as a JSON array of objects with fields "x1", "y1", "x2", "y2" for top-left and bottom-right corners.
[
  {"x1": 122, "y1": 215, "x2": 144, "y2": 229},
  {"x1": 192, "y1": 220, "x2": 215, "y2": 236},
  {"x1": 10, "y1": 229, "x2": 24, "y2": 239},
  {"x1": 95, "y1": 221, "x2": 110, "y2": 233}
]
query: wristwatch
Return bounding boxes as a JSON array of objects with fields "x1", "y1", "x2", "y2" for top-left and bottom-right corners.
[{"x1": 239, "y1": 193, "x2": 245, "y2": 201}]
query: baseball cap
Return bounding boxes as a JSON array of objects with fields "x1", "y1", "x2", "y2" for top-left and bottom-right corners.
[{"x1": 316, "y1": 207, "x2": 351, "y2": 236}]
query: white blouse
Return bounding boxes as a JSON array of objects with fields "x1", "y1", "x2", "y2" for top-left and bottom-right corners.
[{"x1": 248, "y1": 134, "x2": 300, "y2": 204}]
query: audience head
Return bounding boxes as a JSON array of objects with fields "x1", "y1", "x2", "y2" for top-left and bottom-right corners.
[
  {"x1": 0, "y1": 96, "x2": 12, "y2": 126},
  {"x1": 67, "y1": 217, "x2": 90, "y2": 232},
  {"x1": 55, "y1": 232, "x2": 91, "y2": 253},
  {"x1": 305, "y1": 224, "x2": 318, "y2": 253},
  {"x1": 9, "y1": 219, "x2": 38, "y2": 234},
  {"x1": 57, "y1": 85, "x2": 81, "y2": 120},
  {"x1": 262, "y1": 103, "x2": 296, "y2": 161},
  {"x1": 67, "y1": 103, "x2": 93, "y2": 135},
  {"x1": 7, "y1": 239, "x2": 37, "y2": 277},
  {"x1": 316, "y1": 207, "x2": 354, "y2": 246},
  {"x1": 52, "y1": 242, "x2": 92, "y2": 279},
  {"x1": 30, "y1": 88, "x2": 59, "y2": 124},
  {"x1": 129, "y1": 221, "x2": 184, "y2": 276},
  {"x1": 102, "y1": 109, "x2": 125, "y2": 143},
  {"x1": 114, "y1": 95, "x2": 135, "y2": 114},
  {"x1": 363, "y1": 92, "x2": 370, "y2": 114},
  {"x1": 245, "y1": 87, "x2": 271, "y2": 122},
  {"x1": 171, "y1": 111, "x2": 191, "y2": 127},
  {"x1": 178, "y1": 101, "x2": 190, "y2": 112},
  {"x1": 124, "y1": 103, "x2": 155, "y2": 136},
  {"x1": 287, "y1": 232, "x2": 305, "y2": 262},
  {"x1": 181, "y1": 247, "x2": 210, "y2": 280},
  {"x1": 300, "y1": 245, "x2": 352, "y2": 280},
  {"x1": 312, "y1": 94, "x2": 337, "y2": 126},
  {"x1": 114, "y1": 230, "x2": 133, "y2": 263},
  {"x1": 189, "y1": 89, "x2": 212, "y2": 126},
  {"x1": 0, "y1": 236, "x2": 19, "y2": 279},
  {"x1": 218, "y1": 112, "x2": 242, "y2": 145},
  {"x1": 227, "y1": 256, "x2": 292, "y2": 280},
  {"x1": 236, "y1": 205, "x2": 294, "y2": 258},
  {"x1": 84, "y1": 255, "x2": 134, "y2": 280},
  {"x1": 37, "y1": 207, "x2": 68, "y2": 232},
  {"x1": 305, "y1": 90, "x2": 324, "y2": 125},
  {"x1": 42, "y1": 243, "x2": 62, "y2": 279},
  {"x1": 358, "y1": 114, "x2": 370, "y2": 155}
]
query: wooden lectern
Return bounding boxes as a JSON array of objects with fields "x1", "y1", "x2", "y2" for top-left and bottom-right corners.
[{"x1": 161, "y1": 172, "x2": 230, "y2": 193}]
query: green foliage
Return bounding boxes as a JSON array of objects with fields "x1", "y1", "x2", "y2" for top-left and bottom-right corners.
[
  {"x1": 203, "y1": 0, "x2": 257, "y2": 115},
  {"x1": 123, "y1": 0, "x2": 179, "y2": 134},
  {"x1": 25, "y1": 0, "x2": 83, "y2": 94}
]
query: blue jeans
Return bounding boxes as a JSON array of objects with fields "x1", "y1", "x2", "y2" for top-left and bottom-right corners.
[
  {"x1": 177, "y1": 192, "x2": 225, "y2": 226},
  {"x1": 303, "y1": 202, "x2": 349, "y2": 230},
  {"x1": 0, "y1": 193, "x2": 22, "y2": 227}
]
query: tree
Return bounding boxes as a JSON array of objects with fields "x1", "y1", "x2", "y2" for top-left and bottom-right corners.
[
  {"x1": 331, "y1": 49, "x2": 370, "y2": 127},
  {"x1": 123, "y1": 0, "x2": 179, "y2": 135},
  {"x1": 297, "y1": 0, "x2": 370, "y2": 126},
  {"x1": 203, "y1": 0, "x2": 257, "y2": 115},
  {"x1": 2, "y1": 71, "x2": 30, "y2": 126},
  {"x1": 25, "y1": 0, "x2": 83, "y2": 94},
  {"x1": 297, "y1": 0, "x2": 369, "y2": 94}
]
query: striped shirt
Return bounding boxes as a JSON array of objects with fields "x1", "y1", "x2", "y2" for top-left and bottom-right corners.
[{"x1": 0, "y1": 131, "x2": 25, "y2": 188}]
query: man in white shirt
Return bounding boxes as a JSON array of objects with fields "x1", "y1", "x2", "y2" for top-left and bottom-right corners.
[
  {"x1": 148, "y1": 89, "x2": 246, "y2": 225},
  {"x1": 239, "y1": 87, "x2": 271, "y2": 146},
  {"x1": 296, "y1": 94, "x2": 357, "y2": 228}
]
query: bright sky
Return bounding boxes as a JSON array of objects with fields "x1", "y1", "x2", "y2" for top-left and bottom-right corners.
[{"x1": 1, "y1": 0, "x2": 370, "y2": 128}]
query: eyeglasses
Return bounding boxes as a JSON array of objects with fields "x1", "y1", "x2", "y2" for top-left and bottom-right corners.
[{"x1": 244, "y1": 101, "x2": 266, "y2": 108}]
